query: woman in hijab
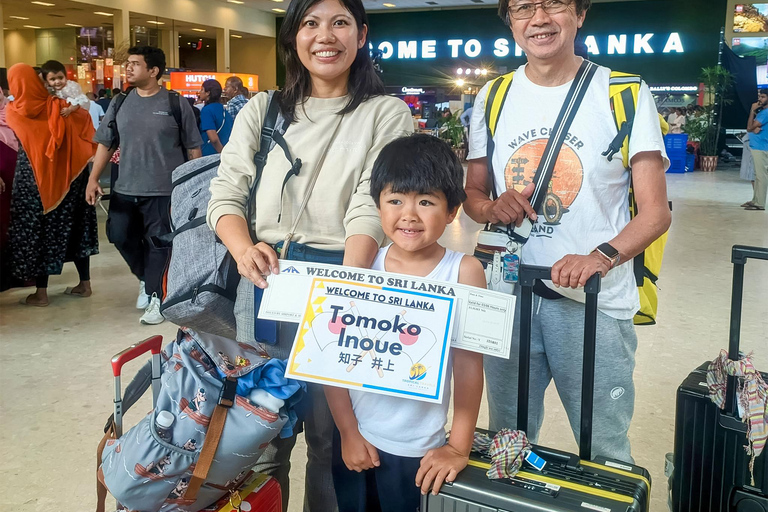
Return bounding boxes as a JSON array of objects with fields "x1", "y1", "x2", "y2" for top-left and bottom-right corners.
[{"x1": 6, "y1": 63, "x2": 98, "y2": 306}]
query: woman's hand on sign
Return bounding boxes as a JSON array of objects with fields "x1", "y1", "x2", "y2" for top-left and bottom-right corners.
[
  {"x1": 416, "y1": 444, "x2": 468, "y2": 495},
  {"x1": 236, "y1": 242, "x2": 279, "y2": 289},
  {"x1": 482, "y1": 183, "x2": 537, "y2": 226},
  {"x1": 340, "y1": 429, "x2": 380, "y2": 472}
]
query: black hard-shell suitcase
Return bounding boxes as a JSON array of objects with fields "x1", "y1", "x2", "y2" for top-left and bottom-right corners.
[
  {"x1": 422, "y1": 265, "x2": 651, "y2": 512},
  {"x1": 671, "y1": 245, "x2": 768, "y2": 512}
]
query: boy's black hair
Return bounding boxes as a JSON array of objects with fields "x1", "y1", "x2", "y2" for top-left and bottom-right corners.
[
  {"x1": 98, "y1": 88, "x2": 107, "y2": 98},
  {"x1": 371, "y1": 134, "x2": 467, "y2": 211},
  {"x1": 760, "y1": 88, "x2": 768, "y2": 96},
  {"x1": 128, "y1": 46, "x2": 166, "y2": 79},
  {"x1": 41, "y1": 60, "x2": 66, "y2": 79}
]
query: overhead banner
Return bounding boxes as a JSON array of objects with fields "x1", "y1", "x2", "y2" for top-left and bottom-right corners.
[
  {"x1": 169, "y1": 72, "x2": 258, "y2": 91},
  {"x1": 285, "y1": 277, "x2": 455, "y2": 403}
]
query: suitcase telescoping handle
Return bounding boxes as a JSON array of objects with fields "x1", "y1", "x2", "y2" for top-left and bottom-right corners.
[
  {"x1": 111, "y1": 335, "x2": 164, "y2": 437},
  {"x1": 725, "y1": 245, "x2": 768, "y2": 416},
  {"x1": 518, "y1": 265, "x2": 601, "y2": 461}
]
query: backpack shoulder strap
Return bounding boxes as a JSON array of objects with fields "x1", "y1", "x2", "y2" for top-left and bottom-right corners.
[
  {"x1": 107, "y1": 88, "x2": 133, "y2": 151},
  {"x1": 603, "y1": 71, "x2": 642, "y2": 169},
  {"x1": 485, "y1": 71, "x2": 515, "y2": 139},
  {"x1": 168, "y1": 90, "x2": 188, "y2": 161},
  {"x1": 484, "y1": 71, "x2": 515, "y2": 200}
]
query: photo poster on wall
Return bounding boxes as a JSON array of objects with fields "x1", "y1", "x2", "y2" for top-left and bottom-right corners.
[
  {"x1": 734, "y1": 4, "x2": 768, "y2": 33},
  {"x1": 732, "y1": 37, "x2": 768, "y2": 87}
]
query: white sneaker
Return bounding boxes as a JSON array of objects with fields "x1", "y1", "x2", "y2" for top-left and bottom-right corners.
[
  {"x1": 136, "y1": 280, "x2": 150, "y2": 310},
  {"x1": 140, "y1": 294, "x2": 165, "y2": 325}
]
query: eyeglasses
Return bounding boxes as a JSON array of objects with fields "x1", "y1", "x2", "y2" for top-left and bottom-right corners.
[{"x1": 508, "y1": 0, "x2": 571, "y2": 20}]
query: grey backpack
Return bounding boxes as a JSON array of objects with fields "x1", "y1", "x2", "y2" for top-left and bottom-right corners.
[
  {"x1": 97, "y1": 328, "x2": 292, "y2": 512},
  {"x1": 157, "y1": 91, "x2": 298, "y2": 338}
]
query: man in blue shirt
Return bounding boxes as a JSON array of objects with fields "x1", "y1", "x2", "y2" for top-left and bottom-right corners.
[{"x1": 747, "y1": 88, "x2": 768, "y2": 210}]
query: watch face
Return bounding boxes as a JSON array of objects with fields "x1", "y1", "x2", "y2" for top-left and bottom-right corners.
[{"x1": 598, "y1": 243, "x2": 619, "y2": 259}]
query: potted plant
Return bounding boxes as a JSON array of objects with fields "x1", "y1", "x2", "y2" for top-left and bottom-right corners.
[
  {"x1": 684, "y1": 66, "x2": 734, "y2": 172},
  {"x1": 439, "y1": 110, "x2": 467, "y2": 161}
]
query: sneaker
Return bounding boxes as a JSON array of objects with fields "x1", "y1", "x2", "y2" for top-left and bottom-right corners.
[
  {"x1": 136, "y1": 280, "x2": 150, "y2": 310},
  {"x1": 140, "y1": 294, "x2": 165, "y2": 325}
]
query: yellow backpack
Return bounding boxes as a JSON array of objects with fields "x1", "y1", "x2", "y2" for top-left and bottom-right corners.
[{"x1": 484, "y1": 70, "x2": 669, "y2": 325}]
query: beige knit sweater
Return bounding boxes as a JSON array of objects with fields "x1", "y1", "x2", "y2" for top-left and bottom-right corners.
[{"x1": 207, "y1": 92, "x2": 414, "y2": 250}]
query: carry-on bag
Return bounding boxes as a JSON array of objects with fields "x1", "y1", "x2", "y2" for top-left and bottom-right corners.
[
  {"x1": 422, "y1": 265, "x2": 651, "y2": 511},
  {"x1": 671, "y1": 245, "x2": 768, "y2": 512},
  {"x1": 96, "y1": 331, "x2": 289, "y2": 512}
]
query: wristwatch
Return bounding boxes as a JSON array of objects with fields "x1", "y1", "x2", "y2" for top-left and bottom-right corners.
[{"x1": 593, "y1": 243, "x2": 620, "y2": 269}]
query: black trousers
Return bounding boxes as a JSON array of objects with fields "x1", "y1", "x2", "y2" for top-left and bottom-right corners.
[
  {"x1": 331, "y1": 429, "x2": 422, "y2": 512},
  {"x1": 106, "y1": 192, "x2": 171, "y2": 298}
]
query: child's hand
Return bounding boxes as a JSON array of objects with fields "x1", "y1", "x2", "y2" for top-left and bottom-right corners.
[
  {"x1": 416, "y1": 444, "x2": 468, "y2": 495},
  {"x1": 60, "y1": 106, "x2": 73, "y2": 117},
  {"x1": 340, "y1": 429, "x2": 380, "y2": 472}
]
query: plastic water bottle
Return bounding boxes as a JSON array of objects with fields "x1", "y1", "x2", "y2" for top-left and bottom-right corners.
[
  {"x1": 155, "y1": 410, "x2": 175, "y2": 443},
  {"x1": 248, "y1": 389, "x2": 284, "y2": 413}
]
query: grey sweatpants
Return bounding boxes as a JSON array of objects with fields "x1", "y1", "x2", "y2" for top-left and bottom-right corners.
[{"x1": 484, "y1": 293, "x2": 638, "y2": 463}]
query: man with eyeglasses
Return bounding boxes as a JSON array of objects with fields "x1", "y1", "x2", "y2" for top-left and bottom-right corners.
[
  {"x1": 464, "y1": 0, "x2": 670, "y2": 462},
  {"x1": 86, "y1": 46, "x2": 202, "y2": 325}
]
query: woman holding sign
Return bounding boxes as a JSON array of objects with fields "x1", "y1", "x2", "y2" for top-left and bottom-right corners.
[{"x1": 207, "y1": 0, "x2": 413, "y2": 508}]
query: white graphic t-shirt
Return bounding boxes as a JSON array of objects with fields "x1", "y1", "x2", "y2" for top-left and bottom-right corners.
[{"x1": 469, "y1": 63, "x2": 668, "y2": 320}]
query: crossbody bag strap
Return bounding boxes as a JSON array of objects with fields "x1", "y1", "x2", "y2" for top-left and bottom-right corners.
[
  {"x1": 280, "y1": 113, "x2": 345, "y2": 259},
  {"x1": 508, "y1": 59, "x2": 598, "y2": 244}
]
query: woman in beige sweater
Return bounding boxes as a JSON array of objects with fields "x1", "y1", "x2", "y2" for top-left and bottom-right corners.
[{"x1": 207, "y1": 0, "x2": 413, "y2": 509}]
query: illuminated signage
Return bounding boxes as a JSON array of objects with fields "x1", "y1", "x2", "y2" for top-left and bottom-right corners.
[
  {"x1": 649, "y1": 85, "x2": 699, "y2": 93},
  {"x1": 169, "y1": 72, "x2": 259, "y2": 91},
  {"x1": 401, "y1": 87, "x2": 425, "y2": 94},
  {"x1": 371, "y1": 32, "x2": 685, "y2": 60}
]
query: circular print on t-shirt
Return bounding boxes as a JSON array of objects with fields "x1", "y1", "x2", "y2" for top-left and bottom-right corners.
[{"x1": 504, "y1": 138, "x2": 584, "y2": 225}]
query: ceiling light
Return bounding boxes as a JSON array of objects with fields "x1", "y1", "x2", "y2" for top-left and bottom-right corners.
[
  {"x1": 147, "y1": 20, "x2": 165, "y2": 25},
  {"x1": 383, "y1": 2, "x2": 396, "y2": 6},
  {"x1": 272, "y1": 8, "x2": 286, "y2": 12},
  {"x1": 192, "y1": 28, "x2": 206, "y2": 32},
  {"x1": 481, "y1": 69, "x2": 488, "y2": 75},
  {"x1": 231, "y1": 34, "x2": 243, "y2": 38},
  {"x1": 456, "y1": 79, "x2": 465, "y2": 87},
  {"x1": 228, "y1": 0, "x2": 245, "y2": 3},
  {"x1": 272, "y1": 0, "x2": 284, "y2": 2},
  {"x1": 456, "y1": 68, "x2": 463, "y2": 75},
  {"x1": 65, "y1": 23, "x2": 82, "y2": 27},
  {"x1": 24, "y1": 25, "x2": 42, "y2": 29},
  {"x1": 10, "y1": 16, "x2": 30, "y2": 20},
  {"x1": 94, "y1": 11, "x2": 114, "y2": 16},
  {"x1": 31, "y1": 1, "x2": 55, "y2": 5}
]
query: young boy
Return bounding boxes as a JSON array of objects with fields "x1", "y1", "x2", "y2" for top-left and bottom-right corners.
[
  {"x1": 325, "y1": 134, "x2": 486, "y2": 512},
  {"x1": 41, "y1": 60, "x2": 89, "y2": 118}
]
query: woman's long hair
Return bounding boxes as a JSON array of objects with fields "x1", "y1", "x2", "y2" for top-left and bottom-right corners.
[
  {"x1": 202, "y1": 79, "x2": 223, "y2": 105},
  {"x1": 278, "y1": 0, "x2": 385, "y2": 122}
]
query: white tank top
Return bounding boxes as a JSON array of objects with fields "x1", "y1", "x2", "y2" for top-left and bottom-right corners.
[{"x1": 348, "y1": 244, "x2": 465, "y2": 457}]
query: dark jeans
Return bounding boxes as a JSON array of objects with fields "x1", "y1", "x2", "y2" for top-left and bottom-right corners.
[
  {"x1": 331, "y1": 429, "x2": 422, "y2": 512},
  {"x1": 106, "y1": 192, "x2": 171, "y2": 298}
]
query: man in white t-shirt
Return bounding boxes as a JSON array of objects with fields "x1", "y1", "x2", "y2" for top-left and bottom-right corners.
[{"x1": 464, "y1": 0, "x2": 671, "y2": 463}]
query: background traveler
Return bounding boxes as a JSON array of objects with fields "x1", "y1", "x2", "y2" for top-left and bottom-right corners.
[
  {"x1": 198, "y1": 79, "x2": 233, "y2": 155},
  {"x1": 224, "y1": 76, "x2": 250, "y2": 120},
  {"x1": 86, "y1": 46, "x2": 203, "y2": 324}
]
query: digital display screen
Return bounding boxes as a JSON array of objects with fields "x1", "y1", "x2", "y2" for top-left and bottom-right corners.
[
  {"x1": 734, "y1": 4, "x2": 768, "y2": 33},
  {"x1": 732, "y1": 37, "x2": 768, "y2": 87}
]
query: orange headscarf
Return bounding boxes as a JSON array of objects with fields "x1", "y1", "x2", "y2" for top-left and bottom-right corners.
[{"x1": 6, "y1": 63, "x2": 96, "y2": 213}]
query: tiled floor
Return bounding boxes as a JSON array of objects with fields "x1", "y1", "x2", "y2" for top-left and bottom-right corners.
[{"x1": 1, "y1": 167, "x2": 766, "y2": 512}]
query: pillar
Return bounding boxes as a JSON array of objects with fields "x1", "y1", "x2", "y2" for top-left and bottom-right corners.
[
  {"x1": 160, "y1": 28, "x2": 179, "y2": 69},
  {"x1": 0, "y1": 3, "x2": 6, "y2": 69},
  {"x1": 216, "y1": 27, "x2": 230, "y2": 73},
  {"x1": 114, "y1": 8, "x2": 131, "y2": 50}
]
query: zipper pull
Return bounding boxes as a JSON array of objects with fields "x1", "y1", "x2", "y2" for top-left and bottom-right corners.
[{"x1": 191, "y1": 286, "x2": 199, "y2": 304}]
